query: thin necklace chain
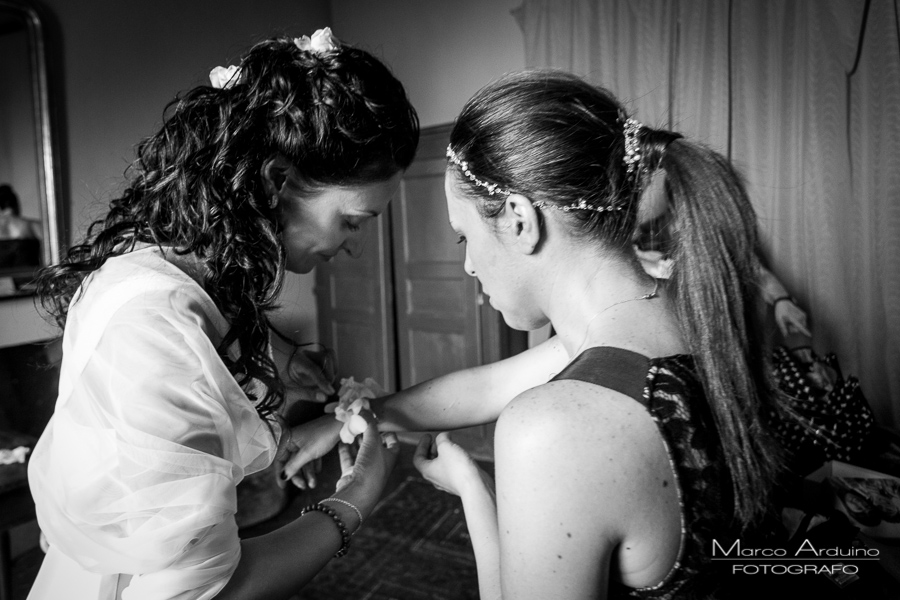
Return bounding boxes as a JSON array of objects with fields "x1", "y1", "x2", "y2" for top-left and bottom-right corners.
[{"x1": 571, "y1": 277, "x2": 660, "y2": 358}]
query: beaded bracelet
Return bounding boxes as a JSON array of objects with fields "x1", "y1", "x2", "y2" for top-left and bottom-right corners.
[
  {"x1": 320, "y1": 497, "x2": 363, "y2": 534},
  {"x1": 299, "y1": 503, "x2": 352, "y2": 558}
]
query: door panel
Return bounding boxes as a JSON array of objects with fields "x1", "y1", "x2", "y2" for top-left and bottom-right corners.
[
  {"x1": 315, "y1": 124, "x2": 527, "y2": 461},
  {"x1": 391, "y1": 126, "x2": 481, "y2": 389},
  {"x1": 391, "y1": 126, "x2": 494, "y2": 458},
  {"x1": 315, "y1": 212, "x2": 397, "y2": 391}
]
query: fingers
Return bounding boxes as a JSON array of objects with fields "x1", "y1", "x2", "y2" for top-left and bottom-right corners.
[
  {"x1": 352, "y1": 409, "x2": 382, "y2": 452},
  {"x1": 338, "y1": 442, "x2": 354, "y2": 478},
  {"x1": 793, "y1": 319, "x2": 811, "y2": 337},
  {"x1": 282, "y1": 448, "x2": 314, "y2": 486},
  {"x1": 301, "y1": 462, "x2": 317, "y2": 489},
  {"x1": 413, "y1": 433, "x2": 434, "y2": 471},
  {"x1": 382, "y1": 431, "x2": 399, "y2": 453},
  {"x1": 289, "y1": 350, "x2": 336, "y2": 395}
]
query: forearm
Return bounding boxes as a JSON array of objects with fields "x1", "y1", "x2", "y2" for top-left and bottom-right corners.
[
  {"x1": 217, "y1": 497, "x2": 361, "y2": 600},
  {"x1": 460, "y1": 473, "x2": 502, "y2": 600},
  {"x1": 757, "y1": 263, "x2": 788, "y2": 305},
  {"x1": 372, "y1": 336, "x2": 568, "y2": 433},
  {"x1": 373, "y1": 364, "x2": 507, "y2": 432}
]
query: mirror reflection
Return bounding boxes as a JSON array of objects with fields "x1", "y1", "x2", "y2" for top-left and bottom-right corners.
[{"x1": 0, "y1": 1, "x2": 60, "y2": 297}]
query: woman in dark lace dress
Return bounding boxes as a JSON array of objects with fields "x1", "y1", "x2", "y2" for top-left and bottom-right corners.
[{"x1": 283, "y1": 71, "x2": 783, "y2": 599}]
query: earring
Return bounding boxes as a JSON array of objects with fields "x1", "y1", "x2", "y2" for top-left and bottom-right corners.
[{"x1": 269, "y1": 194, "x2": 279, "y2": 209}]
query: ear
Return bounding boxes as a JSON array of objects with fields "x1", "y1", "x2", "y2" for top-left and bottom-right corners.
[
  {"x1": 261, "y1": 154, "x2": 294, "y2": 197},
  {"x1": 500, "y1": 193, "x2": 542, "y2": 255},
  {"x1": 634, "y1": 247, "x2": 674, "y2": 280}
]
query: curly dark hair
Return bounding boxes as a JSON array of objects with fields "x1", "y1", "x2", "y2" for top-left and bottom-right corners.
[{"x1": 37, "y1": 35, "x2": 419, "y2": 420}]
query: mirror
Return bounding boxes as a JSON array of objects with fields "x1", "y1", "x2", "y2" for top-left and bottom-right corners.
[{"x1": 0, "y1": 0, "x2": 61, "y2": 297}]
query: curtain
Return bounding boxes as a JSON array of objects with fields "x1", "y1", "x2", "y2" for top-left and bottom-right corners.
[{"x1": 514, "y1": 0, "x2": 900, "y2": 427}]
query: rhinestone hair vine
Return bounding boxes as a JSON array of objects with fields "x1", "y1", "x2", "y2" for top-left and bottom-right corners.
[
  {"x1": 623, "y1": 117, "x2": 643, "y2": 177},
  {"x1": 446, "y1": 145, "x2": 624, "y2": 214},
  {"x1": 446, "y1": 146, "x2": 511, "y2": 197},
  {"x1": 532, "y1": 199, "x2": 623, "y2": 214}
]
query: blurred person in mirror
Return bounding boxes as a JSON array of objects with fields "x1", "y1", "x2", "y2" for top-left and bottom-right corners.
[
  {"x1": 0, "y1": 183, "x2": 41, "y2": 269},
  {"x1": 0, "y1": 184, "x2": 41, "y2": 240}
]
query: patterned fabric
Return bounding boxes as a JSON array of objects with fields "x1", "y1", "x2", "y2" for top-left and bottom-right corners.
[
  {"x1": 770, "y1": 345, "x2": 875, "y2": 466},
  {"x1": 551, "y1": 347, "x2": 737, "y2": 600}
]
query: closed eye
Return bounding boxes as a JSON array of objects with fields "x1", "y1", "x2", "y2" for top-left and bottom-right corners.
[{"x1": 456, "y1": 235, "x2": 466, "y2": 245}]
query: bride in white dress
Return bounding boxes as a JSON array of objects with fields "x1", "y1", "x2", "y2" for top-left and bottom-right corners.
[{"x1": 27, "y1": 28, "x2": 419, "y2": 600}]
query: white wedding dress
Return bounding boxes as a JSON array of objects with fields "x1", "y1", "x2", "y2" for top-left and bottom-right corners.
[{"x1": 27, "y1": 247, "x2": 278, "y2": 599}]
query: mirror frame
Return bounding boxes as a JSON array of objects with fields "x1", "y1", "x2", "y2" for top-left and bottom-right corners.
[{"x1": 0, "y1": 0, "x2": 63, "y2": 294}]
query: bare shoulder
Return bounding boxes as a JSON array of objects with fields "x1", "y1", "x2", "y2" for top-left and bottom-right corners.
[
  {"x1": 493, "y1": 379, "x2": 682, "y2": 593},
  {"x1": 494, "y1": 379, "x2": 673, "y2": 514},
  {"x1": 496, "y1": 378, "x2": 661, "y2": 458}
]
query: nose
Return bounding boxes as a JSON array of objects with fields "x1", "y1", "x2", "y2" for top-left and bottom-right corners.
[
  {"x1": 342, "y1": 233, "x2": 364, "y2": 259},
  {"x1": 463, "y1": 250, "x2": 476, "y2": 277}
]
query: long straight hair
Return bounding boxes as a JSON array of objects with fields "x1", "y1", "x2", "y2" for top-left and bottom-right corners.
[
  {"x1": 449, "y1": 70, "x2": 780, "y2": 526},
  {"x1": 654, "y1": 138, "x2": 782, "y2": 525}
]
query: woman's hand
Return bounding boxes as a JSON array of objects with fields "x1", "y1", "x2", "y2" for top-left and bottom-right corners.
[
  {"x1": 283, "y1": 347, "x2": 335, "y2": 403},
  {"x1": 413, "y1": 432, "x2": 492, "y2": 497},
  {"x1": 774, "y1": 299, "x2": 811, "y2": 337},
  {"x1": 276, "y1": 415, "x2": 342, "y2": 489},
  {"x1": 331, "y1": 411, "x2": 400, "y2": 520}
]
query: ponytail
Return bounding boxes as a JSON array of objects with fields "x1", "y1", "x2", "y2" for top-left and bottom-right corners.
[{"x1": 656, "y1": 139, "x2": 782, "y2": 526}]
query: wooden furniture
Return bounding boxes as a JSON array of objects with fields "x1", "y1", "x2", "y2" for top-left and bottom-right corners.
[
  {"x1": 316, "y1": 124, "x2": 527, "y2": 460},
  {"x1": 0, "y1": 431, "x2": 36, "y2": 600}
]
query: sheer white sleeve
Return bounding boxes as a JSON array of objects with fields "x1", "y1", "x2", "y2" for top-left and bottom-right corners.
[{"x1": 29, "y1": 283, "x2": 277, "y2": 600}]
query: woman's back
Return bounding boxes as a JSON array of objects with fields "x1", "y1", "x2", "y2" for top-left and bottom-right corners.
[{"x1": 547, "y1": 347, "x2": 739, "y2": 598}]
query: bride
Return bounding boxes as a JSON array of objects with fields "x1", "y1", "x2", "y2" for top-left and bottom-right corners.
[{"x1": 28, "y1": 29, "x2": 418, "y2": 600}]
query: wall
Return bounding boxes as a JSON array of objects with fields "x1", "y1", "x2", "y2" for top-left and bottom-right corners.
[
  {"x1": 331, "y1": 0, "x2": 531, "y2": 341},
  {"x1": 1, "y1": 0, "x2": 529, "y2": 348},
  {"x1": 7, "y1": 0, "x2": 334, "y2": 346},
  {"x1": 331, "y1": 0, "x2": 526, "y2": 128}
]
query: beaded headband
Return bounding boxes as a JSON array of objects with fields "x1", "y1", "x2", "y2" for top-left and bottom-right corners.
[
  {"x1": 446, "y1": 115, "x2": 642, "y2": 214},
  {"x1": 445, "y1": 146, "x2": 511, "y2": 197},
  {"x1": 533, "y1": 199, "x2": 623, "y2": 213}
]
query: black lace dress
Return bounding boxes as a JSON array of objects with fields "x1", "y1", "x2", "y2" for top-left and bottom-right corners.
[{"x1": 550, "y1": 346, "x2": 743, "y2": 599}]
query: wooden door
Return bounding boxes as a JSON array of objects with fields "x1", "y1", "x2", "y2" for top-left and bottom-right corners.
[
  {"x1": 391, "y1": 125, "x2": 482, "y2": 385},
  {"x1": 316, "y1": 125, "x2": 527, "y2": 460},
  {"x1": 314, "y1": 208, "x2": 397, "y2": 392},
  {"x1": 391, "y1": 125, "x2": 496, "y2": 459}
]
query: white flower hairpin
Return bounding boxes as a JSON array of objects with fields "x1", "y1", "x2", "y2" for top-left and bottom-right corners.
[
  {"x1": 209, "y1": 65, "x2": 242, "y2": 89},
  {"x1": 294, "y1": 27, "x2": 340, "y2": 55}
]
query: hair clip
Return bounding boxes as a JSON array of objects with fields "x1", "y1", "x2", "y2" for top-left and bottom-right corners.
[
  {"x1": 294, "y1": 27, "x2": 340, "y2": 55},
  {"x1": 623, "y1": 118, "x2": 643, "y2": 176},
  {"x1": 209, "y1": 65, "x2": 242, "y2": 89}
]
